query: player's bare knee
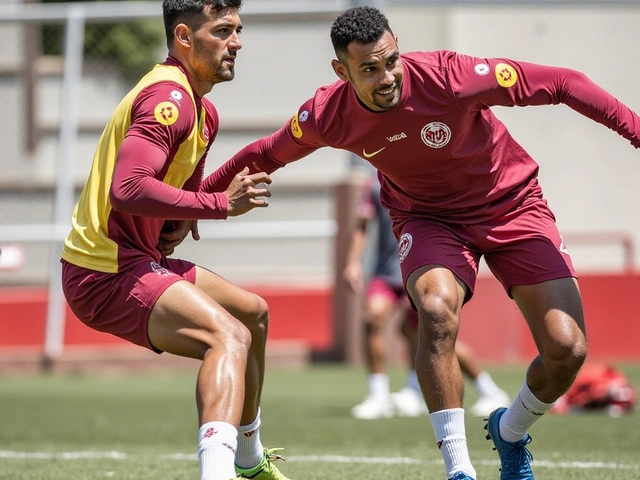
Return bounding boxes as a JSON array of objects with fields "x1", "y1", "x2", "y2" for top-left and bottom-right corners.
[
  {"x1": 225, "y1": 321, "x2": 253, "y2": 353},
  {"x1": 416, "y1": 295, "x2": 458, "y2": 342},
  {"x1": 240, "y1": 293, "x2": 270, "y2": 341},
  {"x1": 204, "y1": 318, "x2": 252, "y2": 354},
  {"x1": 544, "y1": 337, "x2": 587, "y2": 374}
]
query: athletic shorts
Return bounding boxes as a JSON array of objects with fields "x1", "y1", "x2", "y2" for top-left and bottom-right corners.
[
  {"x1": 61, "y1": 256, "x2": 197, "y2": 352},
  {"x1": 396, "y1": 194, "x2": 575, "y2": 302},
  {"x1": 366, "y1": 277, "x2": 419, "y2": 329},
  {"x1": 366, "y1": 277, "x2": 406, "y2": 304}
]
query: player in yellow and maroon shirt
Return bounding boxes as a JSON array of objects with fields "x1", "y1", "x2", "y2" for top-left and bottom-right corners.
[
  {"x1": 61, "y1": 1, "x2": 289, "y2": 480},
  {"x1": 201, "y1": 6, "x2": 640, "y2": 480}
]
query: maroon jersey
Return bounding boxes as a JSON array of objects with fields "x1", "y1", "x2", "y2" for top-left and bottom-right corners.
[{"x1": 203, "y1": 51, "x2": 640, "y2": 229}]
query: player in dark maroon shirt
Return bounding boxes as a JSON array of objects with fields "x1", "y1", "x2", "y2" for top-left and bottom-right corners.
[{"x1": 198, "y1": 6, "x2": 640, "y2": 480}]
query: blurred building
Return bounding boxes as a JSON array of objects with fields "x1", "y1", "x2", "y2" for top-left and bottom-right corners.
[{"x1": 1, "y1": 0, "x2": 639, "y2": 366}]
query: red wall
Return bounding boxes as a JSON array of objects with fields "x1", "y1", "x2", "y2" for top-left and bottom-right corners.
[
  {"x1": 0, "y1": 273, "x2": 638, "y2": 362},
  {"x1": 0, "y1": 285, "x2": 333, "y2": 351},
  {"x1": 457, "y1": 273, "x2": 640, "y2": 362}
]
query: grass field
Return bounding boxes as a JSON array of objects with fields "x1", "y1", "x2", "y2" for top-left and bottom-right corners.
[{"x1": 1, "y1": 363, "x2": 639, "y2": 480}]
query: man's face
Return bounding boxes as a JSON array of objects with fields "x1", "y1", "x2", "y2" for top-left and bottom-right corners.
[
  {"x1": 332, "y1": 31, "x2": 403, "y2": 112},
  {"x1": 190, "y1": 7, "x2": 243, "y2": 86}
]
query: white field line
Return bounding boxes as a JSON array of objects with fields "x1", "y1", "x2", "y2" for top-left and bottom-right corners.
[{"x1": 0, "y1": 451, "x2": 638, "y2": 471}]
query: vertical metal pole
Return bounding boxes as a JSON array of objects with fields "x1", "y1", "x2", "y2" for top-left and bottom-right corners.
[
  {"x1": 42, "y1": 5, "x2": 85, "y2": 369},
  {"x1": 24, "y1": 0, "x2": 40, "y2": 153}
]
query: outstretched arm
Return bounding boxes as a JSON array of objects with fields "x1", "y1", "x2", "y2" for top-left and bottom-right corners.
[
  {"x1": 201, "y1": 105, "x2": 323, "y2": 193},
  {"x1": 451, "y1": 54, "x2": 640, "y2": 148}
]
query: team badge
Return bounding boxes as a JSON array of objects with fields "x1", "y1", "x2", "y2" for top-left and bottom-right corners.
[
  {"x1": 398, "y1": 233, "x2": 413, "y2": 264},
  {"x1": 154, "y1": 101, "x2": 179, "y2": 126},
  {"x1": 290, "y1": 111, "x2": 304, "y2": 139},
  {"x1": 421, "y1": 122, "x2": 451, "y2": 149},
  {"x1": 150, "y1": 262, "x2": 172, "y2": 276},
  {"x1": 474, "y1": 63, "x2": 490, "y2": 76},
  {"x1": 495, "y1": 62, "x2": 518, "y2": 88}
]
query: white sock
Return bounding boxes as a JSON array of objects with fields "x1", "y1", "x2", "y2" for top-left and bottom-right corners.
[
  {"x1": 406, "y1": 369, "x2": 421, "y2": 393},
  {"x1": 429, "y1": 408, "x2": 476, "y2": 479},
  {"x1": 500, "y1": 382, "x2": 553, "y2": 443},
  {"x1": 474, "y1": 371, "x2": 503, "y2": 398},
  {"x1": 198, "y1": 421, "x2": 238, "y2": 480},
  {"x1": 369, "y1": 373, "x2": 390, "y2": 398},
  {"x1": 236, "y1": 409, "x2": 264, "y2": 469}
]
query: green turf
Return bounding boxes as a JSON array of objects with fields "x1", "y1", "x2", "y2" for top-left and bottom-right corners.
[{"x1": 1, "y1": 363, "x2": 639, "y2": 479}]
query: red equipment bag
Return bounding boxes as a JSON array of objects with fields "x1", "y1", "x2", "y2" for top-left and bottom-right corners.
[{"x1": 550, "y1": 363, "x2": 637, "y2": 417}]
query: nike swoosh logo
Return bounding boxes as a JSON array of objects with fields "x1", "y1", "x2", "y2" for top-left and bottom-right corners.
[{"x1": 362, "y1": 147, "x2": 386, "y2": 159}]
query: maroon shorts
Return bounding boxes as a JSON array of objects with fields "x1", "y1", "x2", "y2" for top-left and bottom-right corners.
[
  {"x1": 366, "y1": 277, "x2": 419, "y2": 329},
  {"x1": 396, "y1": 195, "x2": 576, "y2": 301},
  {"x1": 366, "y1": 277, "x2": 406, "y2": 304},
  {"x1": 62, "y1": 257, "x2": 197, "y2": 352}
]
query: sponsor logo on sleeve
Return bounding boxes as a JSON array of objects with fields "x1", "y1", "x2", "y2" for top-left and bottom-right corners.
[
  {"x1": 154, "y1": 101, "x2": 179, "y2": 126},
  {"x1": 495, "y1": 62, "x2": 518, "y2": 88},
  {"x1": 169, "y1": 90, "x2": 183, "y2": 106},
  {"x1": 559, "y1": 235, "x2": 570, "y2": 254},
  {"x1": 398, "y1": 233, "x2": 413, "y2": 264},
  {"x1": 474, "y1": 63, "x2": 490, "y2": 76},
  {"x1": 420, "y1": 122, "x2": 451, "y2": 149}
]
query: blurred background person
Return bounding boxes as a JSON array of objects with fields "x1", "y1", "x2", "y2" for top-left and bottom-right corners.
[{"x1": 344, "y1": 174, "x2": 510, "y2": 420}]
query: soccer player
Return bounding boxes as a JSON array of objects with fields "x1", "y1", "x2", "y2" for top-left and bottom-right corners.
[
  {"x1": 345, "y1": 174, "x2": 509, "y2": 420},
  {"x1": 60, "y1": 1, "x2": 289, "y2": 480},
  {"x1": 200, "y1": 6, "x2": 640, "y2": 480}
]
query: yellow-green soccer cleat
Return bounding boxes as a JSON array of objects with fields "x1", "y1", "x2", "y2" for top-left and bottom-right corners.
[{"x1": 235, "y1": 448, "x2": 291, "y2": 480}]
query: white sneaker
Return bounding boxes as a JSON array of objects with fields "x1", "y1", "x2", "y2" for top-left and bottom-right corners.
[
  {"x1": 391, "y1": 387, "x2": 429, "y2": 417},
  {"x1": 468, "y1": 390, "x2": 511, "y2": 417},
  {"x1": 351, "y1": 395, "x2": 395, "y2": 419}
]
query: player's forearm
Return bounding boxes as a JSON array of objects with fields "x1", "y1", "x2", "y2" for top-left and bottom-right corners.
[
  {"x1": 201, "y1": 141, "x2": 281, "y2": 193},
  {"x1": 555, "y1": 68, "x2": 640, "y2": 148},
  {"x1": 201, "y1": 126, "x2": 320, "y2": 193},
  {"x1": 345, "y1": 228, "x2": 367, "y2": 266},
  {"x1": 110, "y1": 176, "x2": 228, "y2": 219}
]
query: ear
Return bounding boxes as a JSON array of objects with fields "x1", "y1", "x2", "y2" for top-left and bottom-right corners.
[
  {"x1": 174, "y1": 23, "x2": 191, "y2": 48},
  {"x1": 331, "y1": 59, "x2": 349, "y2": 82}
]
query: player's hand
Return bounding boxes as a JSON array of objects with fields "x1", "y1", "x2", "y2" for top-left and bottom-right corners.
[
  {"x1": 226, "y1": 167, "x2": 272, "y2": 217},
  {"x1": 157, "y1": 220, "x2": 200, "y2": 256},
  {"x1": 343, "y1": 262, "x2": 364, "y2": 293}
]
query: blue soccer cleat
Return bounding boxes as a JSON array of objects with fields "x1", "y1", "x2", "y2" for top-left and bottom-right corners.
[
  {"x1": 448, "y1": 471, "x2": 476, "y2": 480},
  {"x1": 484, "y1": 407, "x2": 535, "y2": 480}
]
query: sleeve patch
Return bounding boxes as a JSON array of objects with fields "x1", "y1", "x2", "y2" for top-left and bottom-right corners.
[
  {"x1": 495, "y1": 62, "x2": 518, "y2": 88},
  {"x1": 154, "y1": 101, "x2": 180, "y2": 126},
  {"x1": 290, "y1": 111, "x2": 304, "y2": 139}
]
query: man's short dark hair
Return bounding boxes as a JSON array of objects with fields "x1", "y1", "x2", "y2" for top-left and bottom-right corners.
[
  {"x1": 163, "y1": 0, "x2": 242, "y2": 48},
  {"x1": 330, "y1": 6, "x2": 393, "y2": 60}
]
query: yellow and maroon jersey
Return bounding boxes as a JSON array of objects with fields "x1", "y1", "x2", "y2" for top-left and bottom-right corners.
[{"x1": 63, "y1": 57, "x2": 226, "y2": 273}]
